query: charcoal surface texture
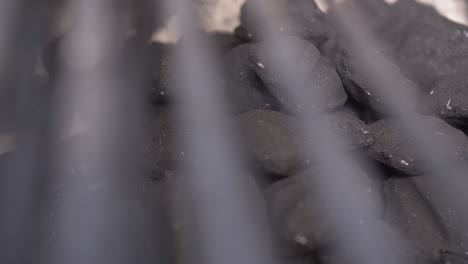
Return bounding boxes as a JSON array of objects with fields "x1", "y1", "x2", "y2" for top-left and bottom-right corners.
[
  {"x1": 142, "y1": 107, "x2": 178, "y2": 179},
  {"x1": 223, "y1": 44, "x2": 274, "y2": 113},
  {"x1": 384, "y1": 0, "x2": 468, "y2": 89},
  {"x1": 332, "y1": 49, "x2": 420, "y2": 114},
  {"x1": 384, "y1": 177, "x2": 451, "y2": 255},
  {"x1": 238, "y1": 110, "x2": 306, "y2": 177},
  {"x1": 8, "y1": 0, "x2": 468, "y2": 263},
  {"x1": 437, "y1": 251, "x2": 468, "y2": 264},
  {"x1": 367, "y1": 115, "x2": 468, "y2": 175},
  {"x1": 419, "y1": 74, "x2": 468, "y2": 120},
  {"x1": 323, "y1": 109, "x2": 374, "y2": 148},
  {"x1": 411, "y1": 166, "x2": 468, "y2": 254},
  {"x1": 160, "y1": 174, "x2": 273, "y2": 264},
  {"x1": 149, "y1": 52, "x2": 171, "y2": 104},
  {"x1": 249, "y1": 36, "x2": 347, "y2": 114},
  {"x1": 316, "y1": 220, "x2": 433, "y2": 264},
  {"x1": 385, "y1": 171, "x2": 468, "y2": 260},
  {"x1": 239, "y1": 109, "x2": 376, "y2": 178},
  {"x1": 238, "y1": 0, "x2": 329, "y2": 44},
  {"x1": 265, "y1": 167, "x2": 382, "y2": 255},
  {"x1": 327, "y1": 0, "x2": 393, "y2": 34}
]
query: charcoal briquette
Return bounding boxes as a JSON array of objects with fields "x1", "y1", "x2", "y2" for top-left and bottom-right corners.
[
  {"x1": 249, "y1": 36, "x2": 347, "y2": 114},
  {"x1": 224, "y1": 44, "x2": 274, "y2": 113},
  {"x1": 238, "y1": 110, "x2": 306, "y2": 177},
  {"x1": 367, "y1": 115, "x2": 468, "y2": 175},
  {"x1": 239, "y1": 0, "x2": 329, "y2": 45},
  {"x1": 264, "y1": 167, "x2": 382, "y2": 255}
]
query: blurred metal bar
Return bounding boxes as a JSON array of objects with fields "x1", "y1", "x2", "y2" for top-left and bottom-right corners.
[
  {"x1": 161, "y1": 1, "x2": 273, "y2": 264},
  {"x1": 0, "y1": 0, "x2": 17, "y2": 73},
  {"x1": 0, "y1": 1, "x2": 54, "y2": 263},
  {"x1": 30, "y1": 1, "x2": 167, "y2": 263}
]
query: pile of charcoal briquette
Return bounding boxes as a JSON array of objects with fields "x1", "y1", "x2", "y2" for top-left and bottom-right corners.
[
  {"x1": 3, "y1": 0, "x2": 468, "y2": 263},
  {"x1": 153, "y1": 0, "x2": 468, "y2": 262}
]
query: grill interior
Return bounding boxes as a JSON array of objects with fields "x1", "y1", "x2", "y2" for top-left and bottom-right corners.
[{"x1": 1, "y1": 1, "x2": 468, "y2": 264}]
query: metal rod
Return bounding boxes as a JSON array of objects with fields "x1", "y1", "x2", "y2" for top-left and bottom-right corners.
[{"x1": 160, "y1": 0, "x2": 274, "y2": 263}]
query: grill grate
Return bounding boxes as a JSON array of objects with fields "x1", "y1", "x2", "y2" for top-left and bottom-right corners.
[{"x1": 1, "y1": 1, "x2": 468, "y2": 264}]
